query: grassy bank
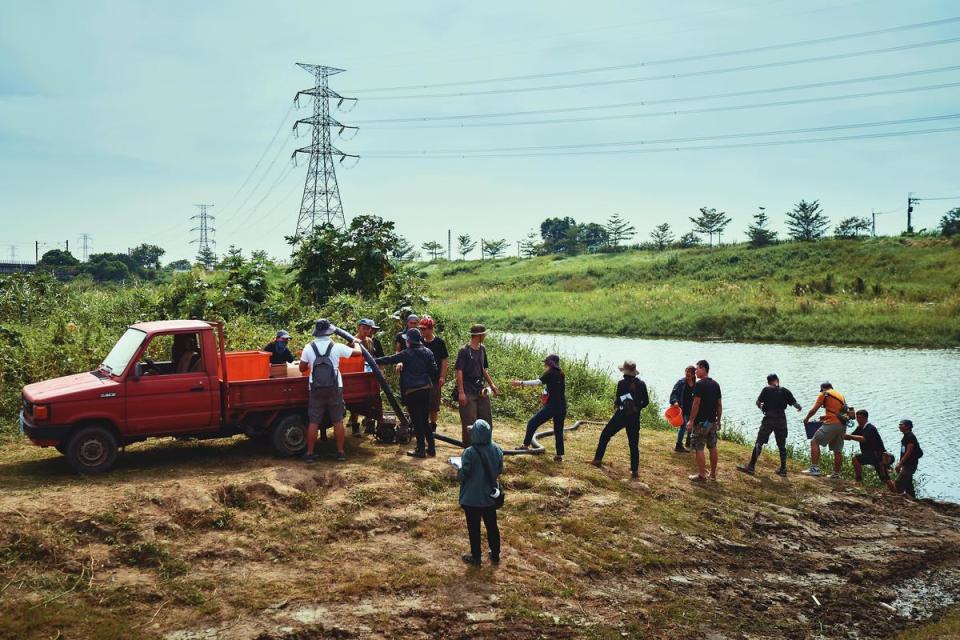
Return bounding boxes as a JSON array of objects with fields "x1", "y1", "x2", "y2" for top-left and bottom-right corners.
[{"x1": 426, "y1": 237, "x2": 960, "y2": 347}]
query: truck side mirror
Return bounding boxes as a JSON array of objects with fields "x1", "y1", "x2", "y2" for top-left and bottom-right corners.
[{"x1": 132, "y1": 363, "x2": 143, "y2": 380}]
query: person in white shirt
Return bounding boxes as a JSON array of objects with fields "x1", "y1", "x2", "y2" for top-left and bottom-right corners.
[{"x1": 299, "y1": 319, "x2": 361, "y2": 463}]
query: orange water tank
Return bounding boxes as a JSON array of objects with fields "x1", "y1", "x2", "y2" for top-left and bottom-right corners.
[{"x1": 224, "y1": 351, "x2": 271, "y2": 382}]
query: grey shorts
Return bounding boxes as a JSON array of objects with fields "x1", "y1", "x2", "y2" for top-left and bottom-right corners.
[
  {"x1": 308, "y1": 387, "x2": 345, "y2": 425},
  {"x1": 691, "y1": 421, "x2": 718, "y2": 451},
  {"x1": 813, "y1": 421, "x2": 846, "y2": 453}
]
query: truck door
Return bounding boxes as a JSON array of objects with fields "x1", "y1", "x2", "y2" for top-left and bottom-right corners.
[{"x1": 125, "y1": 330, "x2": 216, "y2": 434}]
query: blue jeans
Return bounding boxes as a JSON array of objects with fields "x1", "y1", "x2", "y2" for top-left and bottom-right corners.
[
  {"x1": 594, "y1": 409, "x2": 640, "y2": 472},
  {"x1": 675, "y1": 415, "x2": 690, "y2": 448},
  {"x1": 523, "y1": 403, "x2": 566, "y2": 456}
]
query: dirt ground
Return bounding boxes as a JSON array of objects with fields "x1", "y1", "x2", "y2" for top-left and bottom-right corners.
[{"x1": 1, "y1": 417, "x2": 959, "y2": 640}]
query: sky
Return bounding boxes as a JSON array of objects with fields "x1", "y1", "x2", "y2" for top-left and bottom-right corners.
[{"x1": 1, "y1": 0, "x2": 959, "y2": 263}]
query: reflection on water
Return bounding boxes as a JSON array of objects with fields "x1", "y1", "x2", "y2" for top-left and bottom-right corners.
[{"x1": 503, "y1": 332, "x2": 960, "y2": 502}]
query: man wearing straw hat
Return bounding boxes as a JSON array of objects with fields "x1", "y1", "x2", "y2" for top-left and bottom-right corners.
[{"x1": 455, "y1": 324, "x2": 498, "y2": 446}]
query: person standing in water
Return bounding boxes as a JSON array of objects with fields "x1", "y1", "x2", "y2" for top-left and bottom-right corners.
[{"x1": 513, "y1": 354, "x2": 567, "y2": 462}]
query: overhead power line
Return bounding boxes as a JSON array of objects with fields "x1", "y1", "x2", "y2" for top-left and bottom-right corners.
[
  {"x1": 363, "y1": 113, "x2": 960, "y2": 156},
  {"x1": 355, "y1": 36, "x2": 960, "y2": 100},
  {"x1": 362, "y1": 80, "x2": 960, "y2": 130},
  {"x1": 915, "y1": 195, "x2": 960, "y2": 201},
  {"x1": 220, "y1": 102, "x2": 296, "y2": 212},
  {"x1": 354, "y1": 64, "x2": 960, "y2": 124},
  {"x1": 350, "y1": 16, "x2": 960, "y2": 93}
]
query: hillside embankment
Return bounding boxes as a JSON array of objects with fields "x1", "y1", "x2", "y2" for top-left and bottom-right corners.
[
  {"x1": 427, "y1": 238, "x2": 960, "y2": 347},
  {"x1": 2, "y1": 415, "x2": 959, "y2": 640}
]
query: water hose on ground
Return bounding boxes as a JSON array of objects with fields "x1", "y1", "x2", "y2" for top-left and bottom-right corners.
[{"x1": 434, "y1": 420, "x2": 606, "y2": 456}]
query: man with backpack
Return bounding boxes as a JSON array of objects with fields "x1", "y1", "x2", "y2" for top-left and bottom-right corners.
[
  {"x1": 586, "y1": 360, "x2": 649, "y2": 479},
  {"x1": 801, "y1": 382, "x2": 849, "y2": 479},
  {"x1": 299, "y1": 319, "x2": 362, "y2": 463}
]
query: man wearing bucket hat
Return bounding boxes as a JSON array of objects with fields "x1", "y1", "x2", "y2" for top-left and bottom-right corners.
[
  {"x1": 587, "y1": 360, "x2": 649, "y2": 478},
  {"x1": 375, "y1": 328, "x2": 439, "y2": 458},
  {"x1": 263, "y1": 330, "x2": 295, "y2": 365},
  {"x1": 299, "y1": 319, "x2": 362, "y2": 463},
  {"x1": 455, "y1": 324, "x2": 498, "y2": 446}
]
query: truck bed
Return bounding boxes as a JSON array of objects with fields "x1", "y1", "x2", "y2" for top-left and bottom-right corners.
[{"x1": 226, "y1": 371, "x2": 382, "y2": 422}]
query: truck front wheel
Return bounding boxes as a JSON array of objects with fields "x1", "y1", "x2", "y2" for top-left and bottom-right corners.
[
  {"x1": 272, "y1": 414, "x2": 307, "y2": 457},
  {"x1": 66, "y1": 425, "x2": 118, "y2": 474}
]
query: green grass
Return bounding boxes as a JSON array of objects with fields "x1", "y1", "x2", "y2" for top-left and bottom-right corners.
[{"x1": 426, "y1": 237, "x2": 960, "y2": 347}]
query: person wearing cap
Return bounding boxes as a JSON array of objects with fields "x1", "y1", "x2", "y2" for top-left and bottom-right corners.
[
  {"x1": 512, "y1": 354, "x2": 567, "y2": 461},
  {"x1": 375, "y1": 328, "x2": 439, "y2": 458},
  {"x1": 455, "y1": 324, "x2": 498, "y2": 446},
  {"x1": 356, "y1": 318, "x2": 385, "y2": 359},
  {"x1": 587, "y1": 360, "x2": 649, "y2": 478},
  {"x1": 737, "y1": 373, "x2": 801, "y2": 477},
  {"x1": 263, "y1": 330, "x2": 295, "y2": 365},
  {"x1": 394, "y1": 312, "x2": 420, "y2": 354},
  {"x1": 687, "y1": 359, "x2": 722, "y2": 483},
  {"x1": 418, "y1": 315, "x2": 449, "y2": 433},
  {"x1": 801, "y1": 381, "x2": 850, "y2": 478},
  {"x1": 299, "y1": 319, "x2": 362, "y2": 463}
]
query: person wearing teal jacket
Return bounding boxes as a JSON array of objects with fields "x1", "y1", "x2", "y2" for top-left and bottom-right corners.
[{"x1": 458, "y1": 419, "x2": 503, "y2": 566}]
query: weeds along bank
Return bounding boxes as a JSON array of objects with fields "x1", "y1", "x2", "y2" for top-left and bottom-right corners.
[
  {"x1": 427, "y1": 237, "x2": 960, "y2": 347},
  {"x1": 0, "y1": 271, "x2": 612, "y2": 435}
]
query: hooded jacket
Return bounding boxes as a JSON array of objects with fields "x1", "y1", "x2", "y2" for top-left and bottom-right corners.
[
  {"x1": 375, "y1": 345, "x2": 438, "y2": 394},
  {"x1": 458, "y1": 420, "x2": 504, "y2": 508}
]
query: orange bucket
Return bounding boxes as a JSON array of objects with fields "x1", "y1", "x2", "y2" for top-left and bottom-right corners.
[
  {"x1": 664, "y1": 404, "x2": 684, "y2": 428},
  {"x1": 339, "y1": 354, "x2": 365, "y2": 374}
]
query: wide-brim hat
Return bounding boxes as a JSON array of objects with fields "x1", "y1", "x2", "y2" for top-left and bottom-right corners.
[
  {"x1": 312, "y1": 319, "x2": 335, "y2": 337},
  {"x1": 469, "y1": 324, "x2": 488, "y2": 336},
  {"x1": 619, "y1": 360, "x2": 638, "y2": 376}
]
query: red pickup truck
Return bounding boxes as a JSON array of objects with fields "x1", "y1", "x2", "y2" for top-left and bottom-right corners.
[{"x1": 19, "y1": 320, "x2": 384, "y2": 473}]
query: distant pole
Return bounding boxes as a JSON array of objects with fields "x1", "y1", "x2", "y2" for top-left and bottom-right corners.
[
  {"x1": 871, "y1": 211, "x2": 876, "y2": 237},
  {"x1": 79, "y1": 233, "x2": 92, "y2": 261},
  {"x1": 7, "y1": 245, "x2": 16, "y2": 262},
  {"x1": 447, "y1": 229, "x2": 452, "y2": 261},
  {"x1": 480, "y1": 238, "x2": 484, "y2": 261},
  {"x1": 907, "y1": 192, "x2": 920, "y2": 234},
  {"x1": 35, "y1": 241, "x2": 39, "y2": 263},
  {"x1": 65, "y1": 239, "x2": 69, "y2": 253},
  {"x1": 516, "y1": 241, "x2": 520, "y2": 257}
]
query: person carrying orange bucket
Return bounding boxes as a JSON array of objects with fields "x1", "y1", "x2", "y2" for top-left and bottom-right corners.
[{"x1": 668, "y1": 366, "x2": 696, "y2": 453}]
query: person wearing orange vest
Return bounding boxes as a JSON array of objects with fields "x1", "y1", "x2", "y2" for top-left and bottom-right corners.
[{"x1": 801, "y1": 382, "x2": 850, "y2": 478}]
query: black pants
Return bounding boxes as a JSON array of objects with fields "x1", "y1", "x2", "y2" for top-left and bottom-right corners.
[
  {"x1": 405, "y1": 387, "x2": 435, "y2": 454},
  {"x1": 594, "y1": 410, "x2": 640, "y2": 472},
  {"x1": 463, "y1": 505, "x2": 500, "y2": 560},
  {"x1": 749, "y1": 416, "x2": 788, "y2": 468},
  {"x1": 522, "y1": 403, "x2": 566, "y2": 456},
  {"x1": 896, "y1": 465, "x2": 917, "y2": 498}
]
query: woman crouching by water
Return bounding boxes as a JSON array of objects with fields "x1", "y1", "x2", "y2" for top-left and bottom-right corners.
[
  {"x1": 512, "y1": 354, "x2": 567, "y2": 461},
  {"x1": 458, "y1": 419, "x2": 503, "y2": 566}
]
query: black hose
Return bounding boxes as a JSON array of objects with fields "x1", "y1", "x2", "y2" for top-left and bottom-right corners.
[
  {"x1": 333, "y1": 327, "x2": 409, "y2": 427},
  {"x1": 436, "y1": 419, "x2": 605, "y2": 456}
]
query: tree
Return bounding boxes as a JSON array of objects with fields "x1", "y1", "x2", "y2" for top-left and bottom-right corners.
[
  {"x1": 481, "y1": 238, "x2": 508, "y2": 259},
  {"x1": 939, "y1": 207, "x2": 960, "y2": 237},
  {"x1": 129, "y1": 243, "x2": 165, "y2": 270},
  {"x1": 218, "y1": 245, "x2": 245, "y2": 271},
  {"x1": 786, "y1": 199, "x2": 830, "y2": 241},
  {"x1": 575, "y1": 223, "x2": 610, "y2": 253},
  {"x1": 391, "y1": 237, "x2": 417, "y2": 263},
  {"x1": 84, "y1": 252, "x2": 140, "y2": 282},
  {"x1": 746, "y1": 206, "x2": 777, "y2": 247},
  {"x1": 519, "y1": 230, "x2": 542, "y2": 257},
  {"x1": 540, "y1": 216, "x2": 578, "y2": 254},
  {"x1": 457, "y1": 234, "x2": 477, "y2": 260},
  {"x1": 165, "y1": 259, "x2": 193, "y2": 272},
  {"x1": 421, "y1": 241, "x2": 444, "y2": 261},
  {"x1": 678, "y1": 231, "x2": 702, "y2": 248},
  {"x1": 689, "y1": 207, "x2": 730, "y2": 246},
  {"x1": 834, "y1": 216, "x2": 872, "y2": 239},
  {"x1": 605, "y1": 213, "x2": 636, "y2": 247},
  {"x1": 649, "y1": 223, "x2": 675, "y2": 250},
  {"x1": 38, "y1": 249, "x2": 79, "y2": 267},
  {"x1": 196, "y1": 246, "x2": 217, "y2": 270}
]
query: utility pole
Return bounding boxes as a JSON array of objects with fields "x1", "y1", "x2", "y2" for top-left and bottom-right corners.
[
  {"x1": 517, "y1": 241, "x2": 521, "y2": 257},
  {"x1": 64, "y1": 240, "x2": 69, "y2": 254},
  {"x1": 871, "y1": 211, "x2": 876, "y2": 237},
  {"x1": 447, "y1": 230, "x2": 452, "y2": 261},
  {"x1": 191, "y1": 204, "x2": 216, "y2": 258},
  {"x1": 7, "y1": 245, "x2": 16, "y2": 262},
  {"x1": 907, "y1": 192, "x2": 920, "y2": 234},
  {"x1": 79, "y1": 234, "x2": 92, "y2": 261},
  {"x1": 292, "y1": 63, "x2": 358, "y2": 241},
  {"x1": 35, "y1": 241, "x2": 39, "y2": 263}
]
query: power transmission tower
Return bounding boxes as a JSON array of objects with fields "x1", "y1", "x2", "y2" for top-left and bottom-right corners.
[
  {"x1": 6, "y1": 245, "x2": 16, "y2": 262},
  {"x1": 191, "y1": 204, "x2": 216, "y2": 255},
  {"x1": 291, "y1": 63, "x2": 358, "y2": 241},
  {"x1": 79, "y1": 233, "x2": 92, "y2": 261}
]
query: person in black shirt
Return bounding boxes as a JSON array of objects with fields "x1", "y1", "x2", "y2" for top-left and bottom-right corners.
[
  {"x1": 895, "y1": 419, "x2": 923, "y2": 498},
  {"x1": 263, "y1": 330, "x2": 295, "y2": 365},
  {"x1": 455, "y1": 325, "x2": 498, "y2": 446},
  {"x1": 513, "y1": 354, "x2": 568, "y2": 461},
  {"x1": 737, "y1": 373, "x2": 801, "y2": 477},
  {"x1": 687, "y1": 359, "x2": 722, "y2": 483},
  {"x1": 418, "y1": 316, "x2": 449, "y2": 433},
  {"x1": 844, "y1": 409, "x2": 896, "y2": 491},
  {"x1": 669, "y1": 366, "x2": 696, "y2": 453},
  {"x1": 375, "y1": 328, "x2": 438, "y2": 458},
  {"x1": 587, "y1": 360, "x2": 649, "y2": 479}
]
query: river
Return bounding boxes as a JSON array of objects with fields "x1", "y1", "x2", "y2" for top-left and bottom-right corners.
[{"x1": 502, "y1": 332, "x2": 959, "y2": 502}]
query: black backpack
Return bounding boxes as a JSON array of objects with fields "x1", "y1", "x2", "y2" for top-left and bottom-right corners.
[{"x1": 309, "y1": 342, "x2": 338, "y2": 390}]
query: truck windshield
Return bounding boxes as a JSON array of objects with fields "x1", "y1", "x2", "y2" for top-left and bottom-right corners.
[{"x1": 101, "y1": 328, "x2": 147, "y2": 375}]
